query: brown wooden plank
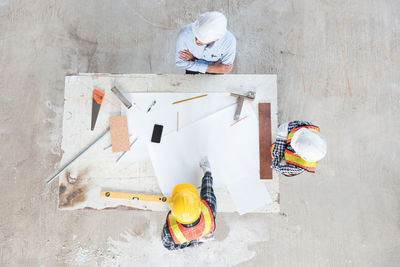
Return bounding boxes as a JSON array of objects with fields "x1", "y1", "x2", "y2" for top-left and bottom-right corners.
[{"x1": 259, "y1": 103, "x2": 273, "y2": 179}]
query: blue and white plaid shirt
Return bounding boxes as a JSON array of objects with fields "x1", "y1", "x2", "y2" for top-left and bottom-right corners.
[
  {"x1": 161, "y1": 172, "x2": 216, "y2": 250},
  {"x1": 271, "y1": 121, "x2": 315, "y2": 176}
]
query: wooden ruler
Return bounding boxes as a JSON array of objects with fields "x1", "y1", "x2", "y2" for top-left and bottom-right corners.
[
  {"x1": 258, "y1": 103, "x2": 273, "y2": 179},
  {"x1": 101, "y1": 191, "x2": 170, "y2": 203}
]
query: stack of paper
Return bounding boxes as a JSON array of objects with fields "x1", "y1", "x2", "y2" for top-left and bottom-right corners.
[{"x1": 125, "y1": 93, "x2": 272, "y2": 214}]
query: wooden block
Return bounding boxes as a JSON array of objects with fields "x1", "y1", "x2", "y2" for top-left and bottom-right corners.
[
  {"x1": 259, "y1": 103, "x2": 273, "y2": 179},
  {"x1": 109, "y1": 116, "x2": 130, "y2": 152}
]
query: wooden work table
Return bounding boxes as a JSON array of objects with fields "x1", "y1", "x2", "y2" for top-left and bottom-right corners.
[{"x1": 57, "y1": 74, "x2": 279, "y2": 213}]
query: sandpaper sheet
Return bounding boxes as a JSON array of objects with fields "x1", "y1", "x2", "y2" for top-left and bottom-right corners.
[{"x1": 109, "y1": 116, "x2": 130, "y2": 152}]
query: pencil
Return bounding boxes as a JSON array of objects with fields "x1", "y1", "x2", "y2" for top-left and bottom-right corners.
[
  {"x1": 177, "y1": 112, "x2": 179, "y2": 132},
  {"x1": 172, "y1": 94, "x2": 207, "y2": 105},
  {"x1": 230, "y1": 115, "x2": 248, "y2": 127}
]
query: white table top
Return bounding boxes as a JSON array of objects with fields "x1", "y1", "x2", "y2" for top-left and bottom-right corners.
[{"x1": 57, "y1": 73, "x2": 280, "y2": 213}]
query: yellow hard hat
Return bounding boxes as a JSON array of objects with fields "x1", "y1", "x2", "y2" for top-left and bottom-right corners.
[{"x1": 170, "y1": 183, "x2": 201, "y2": 224}]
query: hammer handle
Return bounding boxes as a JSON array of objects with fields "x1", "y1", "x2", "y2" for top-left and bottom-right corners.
[{"x1": 234, "y1": 96, "x2": 244, "y2": 120}]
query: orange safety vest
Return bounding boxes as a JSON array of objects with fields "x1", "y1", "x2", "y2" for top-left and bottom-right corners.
[
  {"x1": 167, "y1": 200, "x2": 215, "y2": 245},
  {"x1": 284, "y1": 125, "x2": 320, "y2": 172}
]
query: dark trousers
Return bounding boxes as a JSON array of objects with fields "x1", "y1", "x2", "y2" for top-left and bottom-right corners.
[
  {"x1": 185, "y1": 70, "x2": 201, "y2": 74},
  {"x1": 185, "y1": 70, "x2": 220, "y2": 75}
]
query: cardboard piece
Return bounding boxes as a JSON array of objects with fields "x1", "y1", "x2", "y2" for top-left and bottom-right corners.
[{"x1": 109, "y1": 116, "x2": 130, "y2": 152}]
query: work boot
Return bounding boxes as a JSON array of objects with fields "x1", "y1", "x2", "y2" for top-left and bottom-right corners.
[{"x1": 200, "y1": 157, "x2": 211, "y2": 174}]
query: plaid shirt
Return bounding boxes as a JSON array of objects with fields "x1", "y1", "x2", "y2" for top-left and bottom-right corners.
[
  {"x1": 271, "y1": 121, "x2": 315, "y2": 177},
  {"x1": 161, "y1": 172, "x2": 216, "y2": 250}
]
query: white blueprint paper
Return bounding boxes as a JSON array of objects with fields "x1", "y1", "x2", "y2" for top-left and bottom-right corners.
[{"x1": 147, "y1": 101, "x2": 272, "y2": 214}]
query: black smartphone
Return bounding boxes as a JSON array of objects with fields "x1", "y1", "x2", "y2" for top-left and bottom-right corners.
[{"x1": 151, "y1": 124, "x2": 163, "y2": 143}]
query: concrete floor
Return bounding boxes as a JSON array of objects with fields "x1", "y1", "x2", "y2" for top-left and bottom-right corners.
[{"x1": 1, "y1": 0, "x2": 399, "y2": 266}]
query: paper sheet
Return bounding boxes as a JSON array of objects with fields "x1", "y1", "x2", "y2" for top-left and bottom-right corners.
[
  {"x1": 123, "y1": 93, "x2": 236, "y2": 161},
  {"x1": 147, "y1": 101, "x2": 272, "y2": 214},
  {"x1": 226, "y1": 179, "x2": 272, "y2": 215}
]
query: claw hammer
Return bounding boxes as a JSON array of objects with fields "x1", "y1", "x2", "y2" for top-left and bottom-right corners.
[{"x1": 231, "y1": 91, "x2": 256, "y2": 120}]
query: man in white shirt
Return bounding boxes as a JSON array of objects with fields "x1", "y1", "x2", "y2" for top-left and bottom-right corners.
[{"x1": 175, "y1": 11, "x2": 237, "y2": 74}]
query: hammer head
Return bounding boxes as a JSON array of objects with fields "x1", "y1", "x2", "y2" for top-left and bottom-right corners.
[
  {"x1": 231, "y1": 91, "x2": 256, "y2": 121},
  {"x1": 230, "y1": 91, "x2": 256, "y2": 100}
]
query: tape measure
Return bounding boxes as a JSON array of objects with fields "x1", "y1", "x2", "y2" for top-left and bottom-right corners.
[{"x1": 101, "y1": 191, "x2": 170, "y2": 203}]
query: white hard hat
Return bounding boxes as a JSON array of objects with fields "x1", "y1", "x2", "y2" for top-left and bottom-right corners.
[
  {"x1": 291, "y1": 128, "x2": 327, "y2": 162},
  {"x1": 192, "y1": 11, "x2": 227, "y2": 44}
]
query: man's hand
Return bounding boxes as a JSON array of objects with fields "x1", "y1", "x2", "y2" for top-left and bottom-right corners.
[
  {"x1": 206, "y1": 60, "x2": 233, "y2": 74},
  {"x1": 200, "y1": 156, "x2": 211, "y2": 174},
  {"x1": 276, "y1": 122, "x2": 289, "y2": 140},
  {"x1": 179, "y1": 50, "x2": 196, "y2": 61}
]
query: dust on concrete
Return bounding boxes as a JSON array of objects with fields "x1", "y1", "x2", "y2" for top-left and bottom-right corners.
[
  {"x1": 66, "y1": 214, "x2": 270, "y2": 266},
  {"x1": 58, "y1": 169, "x2": 89, "y2": 208},
  {"x1": 2, "y1": 1, "x2": 400, "y2": 266},
  {"x1": 67, "y1": 26, "x2": 99, "y2": 72},
  {"x1": 59, "y1": 184, "x2": 66, "y2": 195},
  {"x1": 102, "y1": 205, "x2": 139, "y2": 211},
  {"x1": 42, "y1": 100, "x2": 63, "y2": 157},
  {"x1": 171, "y1": 82, "x2": 181, "y2": 87}
]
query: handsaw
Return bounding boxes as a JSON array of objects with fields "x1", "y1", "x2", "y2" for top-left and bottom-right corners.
[{"x1": 91, "y1": 89, "x2": 105, "y2": 131}]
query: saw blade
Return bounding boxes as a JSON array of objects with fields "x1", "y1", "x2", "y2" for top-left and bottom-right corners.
[{"x1": 91, "y1": 89, "x2": 105, "y2": 131}]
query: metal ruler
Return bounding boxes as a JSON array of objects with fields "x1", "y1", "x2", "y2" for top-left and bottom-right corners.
[{"x1": 46, "y1": 128, "x2": 110, "y2": 184}]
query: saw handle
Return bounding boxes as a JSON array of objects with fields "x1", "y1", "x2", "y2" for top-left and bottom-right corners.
[{"x1": 93, "y1": 89, "x2": 105, "y2": 104}]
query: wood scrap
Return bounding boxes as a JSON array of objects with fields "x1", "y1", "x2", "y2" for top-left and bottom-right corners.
[
  {"x1": 258, "y1": 103, "x2": 273, "y2": 179},
  {"x1": 109, "y1": 116, "x2": 130, "y2": 152}
]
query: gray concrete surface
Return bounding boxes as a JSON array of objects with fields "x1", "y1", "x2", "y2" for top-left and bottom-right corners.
[{"x1": 0, "y1": 0, "x2": 399, "y2": 266}]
